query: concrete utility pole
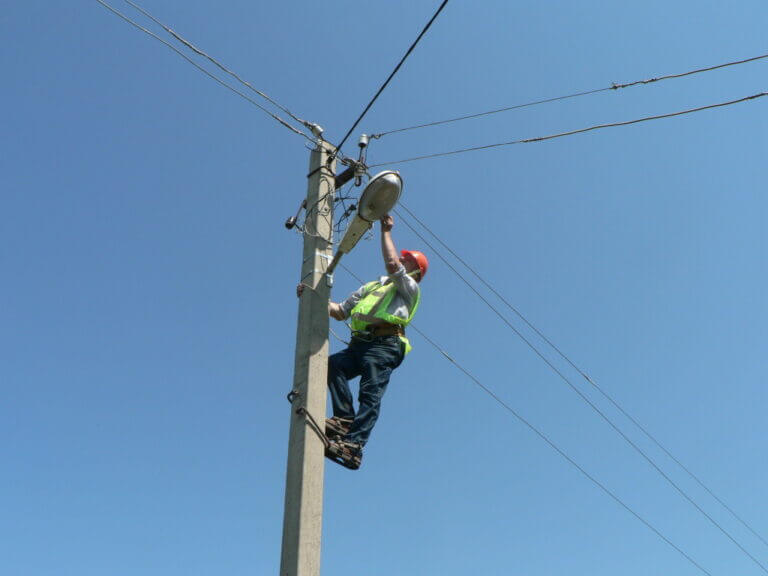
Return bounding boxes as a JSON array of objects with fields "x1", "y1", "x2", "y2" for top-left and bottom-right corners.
[{"x1": 280, "y1": 139, "x2": 335, "y2": 576}]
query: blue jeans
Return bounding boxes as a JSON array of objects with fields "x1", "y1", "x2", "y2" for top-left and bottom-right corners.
[{"x1": 327, "y1": 336, "x2": 405, "y2": 446}]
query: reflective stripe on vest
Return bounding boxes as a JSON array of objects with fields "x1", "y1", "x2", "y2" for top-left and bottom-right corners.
[{"x1": 349, "y1": 280, "x2": 421, "y2": 354}]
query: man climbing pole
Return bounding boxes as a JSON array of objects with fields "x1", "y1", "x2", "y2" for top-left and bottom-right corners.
[{"x1": 320, "y1": 214, "x2": 427, "y2": 469}]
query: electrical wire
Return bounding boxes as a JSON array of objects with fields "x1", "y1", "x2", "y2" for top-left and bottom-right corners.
[
  {"x1": 94, "y1": 0, "x2": 316, "y2": 143},
  {"x1": 122, "y1": 0, "x2": 318, "y2": 134},
  {"x1": 97, "y1": 0, "x2": 763, "y2": 558},
  {"x1": 612, "y1": 52, "x2": 768, "y2": 90},
  {"x1": 372, "y1": 87, "x2": 612, "y2": 139},
  {"x1": 408, "y1": 326, "x2": 714, "y2": 575},
  {"x1": 333, "y1": 181, "x2": 358, "y2": 238},
  {"x1": 369, "y1": 92, "x2": 768, "y2": 166},
  {"x1": 397, "y1": 201, "x2": 768, "y2": 551},
  {"x1": 392, "y1": 207, "x2": 768, "y2": 574},
  {"x1": 300, "y1": 169, "x2": 335, "y2": 240},
  {"x1": 410, "y1": 206, "x2": 768, "y2": 551},
  {"x1": 370, "y1": 51, "x2": 768, "y2": 138},
  {"x1": 335, "y1": 0, "x2": 450, "y2": 154},
  {"x1": 337, "y1": 262, "x2": 714, "y2": 576}
]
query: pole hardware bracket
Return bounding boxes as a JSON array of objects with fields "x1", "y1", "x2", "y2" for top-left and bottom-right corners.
[
  {"x1": 285, "y1": 199, "x2": 307, "y2": 230},
  {"x1": 306, "y1": 163, "x2": 335, "y2": 180},
  {"x1": 295, "y1": 406, "x2": 331, "y2": 449},
  {"x1": 287, "y1": 390, "x2": 301, "y2": 404},
  {"x1": 308, "y1": 123, "x2": 324, "y2": 139},
  {"x1": 355, "y1": 134, "x2": 369, "y2": 186}
]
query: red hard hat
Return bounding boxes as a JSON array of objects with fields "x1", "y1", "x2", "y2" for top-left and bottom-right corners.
[{"x1": 401, "y1": 250, "x2": 429, "y2": 280}]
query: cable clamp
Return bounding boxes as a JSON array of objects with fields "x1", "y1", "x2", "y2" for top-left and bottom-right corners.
[
  {"x1": 287, "y1": 390, "x2": 301, "y2": 404},
  {"x1": 306, "y1": 164, "x2": 335, "y2": 179}
]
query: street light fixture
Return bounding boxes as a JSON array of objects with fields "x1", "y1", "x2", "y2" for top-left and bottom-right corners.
[{"x1": 326, "y1": 170, "x2": 403, "y2": 276}]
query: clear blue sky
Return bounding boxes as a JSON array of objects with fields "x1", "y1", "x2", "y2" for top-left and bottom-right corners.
[{"x1": 2, "y1": 2, "x2": 767, "y2": 575}]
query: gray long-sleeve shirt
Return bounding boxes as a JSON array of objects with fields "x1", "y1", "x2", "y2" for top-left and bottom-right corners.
[{"x1": 340, "y1": 265, "x2": 419, "y2": 322}]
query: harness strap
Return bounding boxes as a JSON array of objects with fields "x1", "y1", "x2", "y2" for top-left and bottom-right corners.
[{"x1": 351, "y1": 282, "x2": 396, "y2": 327}]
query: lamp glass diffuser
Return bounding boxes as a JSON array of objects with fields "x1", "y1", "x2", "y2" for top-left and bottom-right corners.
[{"x1": 357, "y1": 171, "x2": 403, "y2": 222}]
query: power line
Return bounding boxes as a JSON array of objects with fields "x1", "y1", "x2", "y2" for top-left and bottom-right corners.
[
  {"x1": 397, "y1": 201, "x2": 768, "y2": 552},
  {"x1": 337, "y1": 262, "x2": 714, "y2": 576},
  {"x1": 408, "y1": 326, "x2": 715, "y2": 576},
  {"x1": 94, "y1": 0, "x2": 316, "y2": 143},
  {"x1": 122, "y1": 0, "x2": 318, "y2": 134},
  {"x1": 335, "y1": 0, "x2": 450, "y2": 154},
  {"x1": 612, "y1": 52, "x2": 768, "y2": 90},
  {"x1": 369, "y1": 92, "x2": 768, "y2": 166},
  {"x1": 370, "y1": 51, "x2": 768, "y2": 138},
  {"x1": 392, "y1": 207, "x2": 768, "y2": 574},
  {"x1": 371, "y1": 87, "x2": 612, "y2": 139}
]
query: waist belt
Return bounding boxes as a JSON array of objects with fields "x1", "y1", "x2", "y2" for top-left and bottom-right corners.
[{"x1": 352, "y1": 323, "x2": 404, "y2": 339}]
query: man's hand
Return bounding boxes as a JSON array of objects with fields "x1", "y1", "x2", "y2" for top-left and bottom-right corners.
[
  {"x1": 329, "y1": 302, "x2": 346, "y2": 321},
  {"x1": 300, "y1": 282, "x2": 345, "y2": 320},
  {"x1": 380, "y1": 214, "x2": 394, "y2": 232}
]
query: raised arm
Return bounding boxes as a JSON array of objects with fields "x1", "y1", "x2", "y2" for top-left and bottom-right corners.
[{"x1": 380, "y1": 214, "x2": 400, "y2": 274}]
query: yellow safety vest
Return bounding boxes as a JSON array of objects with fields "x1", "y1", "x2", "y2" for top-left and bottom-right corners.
[{"x1": 349, "y1": 279, "x2": 420, "y2": 354}]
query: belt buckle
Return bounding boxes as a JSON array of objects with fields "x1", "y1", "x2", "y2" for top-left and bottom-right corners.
[{"x1": 352, "y1": 330, "x2": 374, "y2": 342}]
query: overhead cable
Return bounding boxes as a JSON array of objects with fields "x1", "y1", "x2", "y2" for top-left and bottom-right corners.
[
  {"x1": 612, "y1": 52, "x2": 768, "y2": 89},
  {"x1": 371, "y1": 51, "x2": 768, "y2": 138},
  {"x1": 335, "y1": 0, "x2": 450, "y2": 154},
  {"x1": 122, "y1": 0, "x2": 318, "y2": 134},
  {"x1": 94, "y1": 0, "x2": 315, "y2": 143},
  {"x1": 407, "y1": 325, "x2": 715, "y2": 576},
  {"x1": 397, "y1": 201, "x2": 768, "y2": 551},
  {"x1": 338, "y1": 262, "x2": 714, "y2": 576},
  {"x1": 370, "y1": 92, "x2": 768, "y2": 166},
  {"x1": 393, "y1": 207, "x2": 768, "y2": 574},
  {"x1": 371, "y1": 87, "x2": 612, "y2": 138}
]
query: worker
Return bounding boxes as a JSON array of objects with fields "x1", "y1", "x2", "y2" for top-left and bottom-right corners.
[{"x1": 324, "y1": 214, "x2": 427, "y2": 469}]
